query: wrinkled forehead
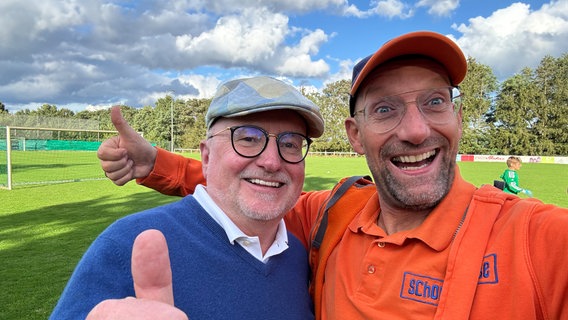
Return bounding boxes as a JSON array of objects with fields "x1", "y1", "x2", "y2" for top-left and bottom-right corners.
[{"x1": 357, "y1": 56, "x2": 451, "y2": 103}]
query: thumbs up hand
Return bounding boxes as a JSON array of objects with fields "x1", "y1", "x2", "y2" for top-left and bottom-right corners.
[
  {"x1": 86, "y1": 230, "x2": 187, "y2": 320},
  {"x1": 97, "y1": 106, "x2": 158, "y2": 186},
  {"x1": 132, "y1": 229, "x2": 175, "y2": 304}
]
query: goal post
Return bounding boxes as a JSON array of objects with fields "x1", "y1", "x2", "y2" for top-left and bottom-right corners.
[{"x1": 0, "y1": 126, "x2": 124, "y2": 190}]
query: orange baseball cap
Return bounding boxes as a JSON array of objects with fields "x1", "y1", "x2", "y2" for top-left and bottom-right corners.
[{"x1": 349, "y1": 31, "x2": 467, "y2": 115}]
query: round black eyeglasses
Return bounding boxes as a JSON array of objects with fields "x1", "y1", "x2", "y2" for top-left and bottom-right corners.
[{"x1": 208, "y1": 125, "x2": 312, "y2": 164}]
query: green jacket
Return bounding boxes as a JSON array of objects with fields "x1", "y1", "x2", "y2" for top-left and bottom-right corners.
[{"x1": 500, "y1": 169, "x2": 523, "y2": 194}]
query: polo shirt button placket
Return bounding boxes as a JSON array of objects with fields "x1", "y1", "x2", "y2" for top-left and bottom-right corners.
[{"x1": 377, "y1": 241, "x2": 385, "y2": 248}]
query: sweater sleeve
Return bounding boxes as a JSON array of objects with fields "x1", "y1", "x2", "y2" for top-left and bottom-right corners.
[
  {"x1": 137, "y1": 147, "x2": 206, "y2": 197},
  {"x1": 49, "y1": 234, "x2": 134, "y2": 320}
]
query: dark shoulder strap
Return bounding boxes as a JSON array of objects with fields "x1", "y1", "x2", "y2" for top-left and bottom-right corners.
[{"x1": 311, "y1": 175, "x2": 370, "y2": 249}]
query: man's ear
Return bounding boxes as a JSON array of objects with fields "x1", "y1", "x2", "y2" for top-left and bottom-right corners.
[
  {"x1": 345, "y1": 117, "x2": 365, "y2": 155},
  {"x1": 199, "y1": 140, "x2": 209, "y2": 178}
]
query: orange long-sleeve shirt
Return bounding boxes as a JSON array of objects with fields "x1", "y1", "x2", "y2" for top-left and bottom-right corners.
[{"x1": 139, "y1": 148, "x2": 568, "y2": 319}]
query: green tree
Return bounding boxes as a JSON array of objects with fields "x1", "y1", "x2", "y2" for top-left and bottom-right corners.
[
  {"x1": 133, "y1": 105, "x2": 163, "y2": 148},
  {"x1": 177, "y1": 98, "x2": 209, "y2": 149},
  {"x1": 308, "y1": 79, "x2": 352, "y2": 152},
  {"x1": 141, "y1": 95, "x2": 178, "y2": 150},
  {"x1": 488, "y1": 54, "x2": 568, "y2": 156},
  {"x1": 31, "y1": 104, "x2": 75, "y2": 117},
  {"x1": 532, "y1": 54, "x2": 568, "y2": 155},
  {"x1": 458, "y1": 57, "x2": 498, "y2": 154},
  {"x1": 490, "y1": 70, "x2": 538, "y2": 155},
  {"x1": 76, "y1": 108, "x2": 108, "y2": 129}
]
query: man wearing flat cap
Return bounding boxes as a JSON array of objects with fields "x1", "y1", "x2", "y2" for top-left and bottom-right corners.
[{"x1": 51, "y1": 76, "x2": 324, "y2": 320}]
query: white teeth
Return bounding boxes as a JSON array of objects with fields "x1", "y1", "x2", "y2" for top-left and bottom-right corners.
[
  {"x1": 393, "y1": 150, "x2": 436, "y2": 163},
  {"x1": 399, "y1": 163, "x2": 429, "y2": 171},
  {"x1": 249, "y1": 179, "x2": 281, "y2": 187}
]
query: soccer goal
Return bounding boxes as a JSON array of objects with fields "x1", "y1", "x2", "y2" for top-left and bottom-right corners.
[{"x1": 0, "y1": 126, "x2": 120, "y2": 190}]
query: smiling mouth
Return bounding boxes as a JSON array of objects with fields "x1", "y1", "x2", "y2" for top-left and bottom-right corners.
[
  {"x1": 246, "y1": 178, "x2": 283, "y2": 188},
  {"x1": 391, "y1": 150, "x2": 437, "y2": 171}
]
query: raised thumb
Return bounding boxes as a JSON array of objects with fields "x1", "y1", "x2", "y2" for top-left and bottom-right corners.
[
  {"x1": 131, "y1": 229, "x2": 175, "y2": 306},
  {"x1": 110, "y1": 105, "x2": 139, "y2": 139}
]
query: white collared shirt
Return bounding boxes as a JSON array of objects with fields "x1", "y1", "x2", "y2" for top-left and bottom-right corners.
[{"x1": 193, "y1": 185, "x2": 289, "y2": 263}]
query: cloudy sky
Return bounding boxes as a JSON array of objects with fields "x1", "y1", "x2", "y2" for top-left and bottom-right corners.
[{"x1": 1, "y1": 0, "x2": 567, "y2": 113}]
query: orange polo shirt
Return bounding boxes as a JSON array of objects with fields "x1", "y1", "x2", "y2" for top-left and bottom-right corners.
[
  {"x1": 291, "y1": 174, "x2": 568, "y2": 320},
  {"x1": 317, "y1": 177, "x2": 471, "y2": 319}
]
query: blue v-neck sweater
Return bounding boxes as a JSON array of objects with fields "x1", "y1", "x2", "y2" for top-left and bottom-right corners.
[{"x1": 50, "y1": 196, "x2": 314, "y2": 319}]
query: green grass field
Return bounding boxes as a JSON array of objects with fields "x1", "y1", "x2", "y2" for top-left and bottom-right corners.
[
  {"x1": 0, "y1": 152, "x2": 566, "y2": 319},
  {"x1": 0, "y1": 151, "x2": 105, "y2": 187}
]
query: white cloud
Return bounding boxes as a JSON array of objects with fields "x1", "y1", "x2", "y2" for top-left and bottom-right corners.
[
  {"x1": 176, "y1": 74, "x2": 223, "y2": 99},
  {"x1": 340, "y1": 0, "x2": 412, "y2": 19},
  {"x1": 0, "y1": 1, "x2": 333, "y2": 112},
  {"x1": 325, "y1": 58, "x2": 355, "y2": 85},
  {"x1": 175, "y1": 8, "x2": 288, "y2": 67},
  {"x1": 453, "y1": 1, "x2": 568, "y2": 79},
  {"x1": 192, "y1": 0, "x2": 346, "y2": 14},
  {"x1": 343, "y1": 0, "x2": 459, "y2": 19},
  {"x1": 374, "y1": 0, "x2": 412, "y2": 19},
  {"x1": 416, "y1": 0, "x2": 459, "y2": 17},
  {"x1": 276, "y1": 29, "x2": 330, "y2": 76},
  {"x1": 1, "y1": 0, "x2": 565, "y2": 114},
  {"x1": 171, "y1": 7, "x2": 331, "y2": 76}
]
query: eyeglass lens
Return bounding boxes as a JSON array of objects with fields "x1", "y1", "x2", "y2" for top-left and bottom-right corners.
[{"x1": 231, "y1": 126, "x2": 310, "y2": 164}]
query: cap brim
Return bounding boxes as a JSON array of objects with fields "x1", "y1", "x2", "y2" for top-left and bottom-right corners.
[{"x1": 350, "y1": 31, "x2": 467, "y2": 96}]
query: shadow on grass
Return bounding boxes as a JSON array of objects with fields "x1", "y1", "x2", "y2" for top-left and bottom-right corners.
[
  {"x1": 12, "y1": 162, "x2": 97, "y2": 170},
  {"x1": 0, "y1": 190, "x2": 176, "y2": 320}
]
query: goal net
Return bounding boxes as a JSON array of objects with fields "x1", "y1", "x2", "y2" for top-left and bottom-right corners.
[{"x1": 0, "y1": 126, "x2": 119, "y2": 189}]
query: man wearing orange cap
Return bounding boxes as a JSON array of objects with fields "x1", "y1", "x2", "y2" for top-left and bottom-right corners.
[{"x1": 99, "y1": 31, "x2": 568, "y2": 319}]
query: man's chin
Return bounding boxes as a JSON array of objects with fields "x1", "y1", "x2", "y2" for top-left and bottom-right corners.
[{"x1": 384, "y1": 177, "x2": 447, "y2": 210}]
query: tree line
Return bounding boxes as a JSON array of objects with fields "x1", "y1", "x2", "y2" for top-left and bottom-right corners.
[{"x1": 1, "y1": 53, "x2": 566, "y2": 156}]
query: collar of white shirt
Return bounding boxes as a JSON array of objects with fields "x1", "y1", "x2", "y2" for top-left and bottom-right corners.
[{"x1": 193, "y1": 184, "x2": 289, "y2": 263}]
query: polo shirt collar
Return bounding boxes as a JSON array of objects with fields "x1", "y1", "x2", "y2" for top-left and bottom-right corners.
[
  {"x1": 350, "y1": 168, "x2": 477, "y2": 251},
  {"x1": 410, "y1": 170, "x2": 476, "y2": 251}
]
